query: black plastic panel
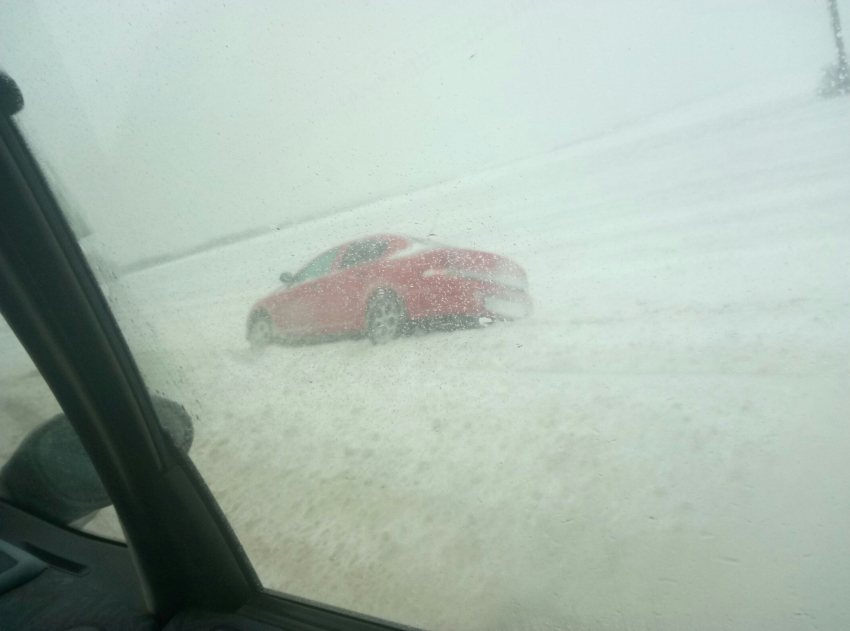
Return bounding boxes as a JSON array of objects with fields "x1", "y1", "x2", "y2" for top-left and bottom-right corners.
[
  {"x1": 0, "y1": 500, "x2": 144, "y2": 608},
  {"x1": 0, "y1": 539, "x2": 46, "y2": 595}
]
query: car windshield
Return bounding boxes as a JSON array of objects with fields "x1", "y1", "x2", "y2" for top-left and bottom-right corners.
[
  {"x1": 2, "y1": 2, "x2": 850, "y2": 630},
  {"x1": 291, "y1": 247, "x2": 341, "y2": 285}
]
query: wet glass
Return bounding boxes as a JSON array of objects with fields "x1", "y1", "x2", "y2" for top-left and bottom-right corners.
[{"x1": 2, "y1": 1, "x2": 849, "y2": 629}]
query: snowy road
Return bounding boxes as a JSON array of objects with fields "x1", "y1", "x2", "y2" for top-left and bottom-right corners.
[{"x1": 4, "y1": 86, "x2": 850, "y2": 629}]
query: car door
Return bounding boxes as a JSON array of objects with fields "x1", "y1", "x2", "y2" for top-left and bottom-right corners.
[
  {"x1": 267, "y1": 246, "x2": 341, "y2": 335},
  {"x1": 322, "y1": 240, "x2": 391, "y2": 331}
]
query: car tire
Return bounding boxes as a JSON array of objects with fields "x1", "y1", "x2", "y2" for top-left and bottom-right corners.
[
  {"x1": 365, "y1": 289, "x2": 407, "y2": 345},
  {"x1": 248, "y1": 310, "x2": 274, "y2": 349}
]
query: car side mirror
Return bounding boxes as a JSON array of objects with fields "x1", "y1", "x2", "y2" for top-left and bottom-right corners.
[
  {"x1": 279, "y1": 272, "x2": 294, "y2": 285},
  {"x1": 0, "y1": 396, "x2": 194, "y2": 525}
]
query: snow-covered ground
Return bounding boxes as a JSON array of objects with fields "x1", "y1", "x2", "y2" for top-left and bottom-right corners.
[{"x1": 3, "y1": 84, "x2": 850, "y2": 629}]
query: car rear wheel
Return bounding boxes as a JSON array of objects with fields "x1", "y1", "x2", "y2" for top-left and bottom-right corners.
[
  {"x1": 366, "y1": 290, "x2": 406, "y2": 344},
  {"x1": 248, "y1": 312, "x2": 274, "y2": 349}
]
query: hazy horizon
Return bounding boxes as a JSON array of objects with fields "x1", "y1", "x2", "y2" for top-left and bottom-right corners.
[{"x1": 0, "y1": 0, "x2": 841, "y2": 266}]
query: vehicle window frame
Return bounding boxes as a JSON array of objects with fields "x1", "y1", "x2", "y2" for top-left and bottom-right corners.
[
  {"x1": 1, "y1": 72, "x2": 415, "y2": 631},
  {"x1": 0, "y1": 98, "x2": 259, "y2": 615}
]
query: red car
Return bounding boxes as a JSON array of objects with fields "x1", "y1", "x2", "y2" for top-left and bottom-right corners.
[{"x1": 247, "y1": 234, "x2": 532, "y2": 346}]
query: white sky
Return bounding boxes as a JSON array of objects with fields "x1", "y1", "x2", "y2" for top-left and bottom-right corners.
[{"x1": 0, "y1": 0, "x2": 841, "y2": 265}]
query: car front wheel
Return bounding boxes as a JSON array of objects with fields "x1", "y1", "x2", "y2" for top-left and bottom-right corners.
[
  {"x1": 248, "y1": 312, "x2": 275, "y2": 349},
  {"x1": 365, "y1": 290, "x2": 406, "y2": 344}
]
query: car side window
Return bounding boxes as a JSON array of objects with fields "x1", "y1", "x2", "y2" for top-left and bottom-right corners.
[
  {"x1": 292, "y1": 247, "x2": 340, "y2": 285},
  {"x1": 338, "y1": 241, "x2": 389, "y2": 270}
]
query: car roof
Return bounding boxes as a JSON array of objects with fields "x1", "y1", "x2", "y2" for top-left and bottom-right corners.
[{"x1": 340, "y1": 234, "x2": 407, "y2": 247}]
